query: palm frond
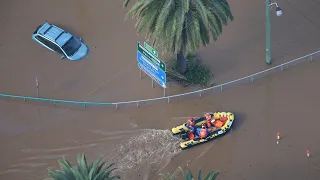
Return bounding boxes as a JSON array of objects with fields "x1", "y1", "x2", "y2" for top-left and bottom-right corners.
[
  {"x1": 185, "y1": 169, "x2": 193, "y2": 180},
  {"x1": 124, "y1": 0, "x2": 233, "y2": 56},
  {"x1": 126, "y1": 1, "x2": 145, "y2": 19},
  {"x1": 154, "y1": 0, "x2": 174, "y2": 37},
  {"x1": 47, "y1": 153, "x2": 120, "y2": 180},
  {"x1": 159, "y1": 167, "x2": 219, "y2": 180},
  {"x1": 78, "y1": 154, "x2": 89, "y2": 177},
  {"x1": 88, "y1": 155, "x2": 103, "y2": 179},
  {"x1": 48, "y1": 169, "x2": 73, "y2": 180},
  {"x1": 57, "y1": 158, "x2": 74, "y2": 178},
  {"x1": 159, "y1": 173, "x2": 175, "y2": 180},
  {"x1": 123, "y1": 0, "x2": 132, "y2": 8},
  {"x1": 197, "y1": 169, "x2": 202, "y2": 180},
  {"x1": 191, "y1": 0, "x2": 209, "y2": 27},
  {"x1": 204, "y1": 171, "x2": 219, "y2": 180}
]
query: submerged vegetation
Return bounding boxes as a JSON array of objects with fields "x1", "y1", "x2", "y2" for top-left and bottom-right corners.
[{"x1": 167, "y1": 53, "x2": 213, "y2": 87}]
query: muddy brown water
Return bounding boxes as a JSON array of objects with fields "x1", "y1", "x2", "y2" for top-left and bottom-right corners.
[{"x1": 1, "y1": 0, "x2": 320, "y2": 179}]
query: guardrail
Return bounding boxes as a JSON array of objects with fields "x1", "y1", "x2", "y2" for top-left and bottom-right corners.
[{"x1": 1, "y1": 50, "x2": 319, "y2": 109}]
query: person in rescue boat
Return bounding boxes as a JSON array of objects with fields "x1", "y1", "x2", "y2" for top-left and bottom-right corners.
[
  {"x1": 186, "y1": 118, "x2": 196, "y2": 133},
  {"x1": 197, "y1": 123, "x2": 209, "y2": 139},
  {"x1": 188, "y1": 121, "x2": 210, "y2": 140},
  {"x1": 186, "y1": 118, "x2": 196, "y2": 140},
  {"x1": 204, "y1": 113, "x2": 213, "y2": 127},
  {"x1": 205, "y1": 112, "x2": 224, "y2": 132}
]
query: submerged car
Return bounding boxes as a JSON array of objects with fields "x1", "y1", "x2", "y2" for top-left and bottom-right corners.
[{"x1": 32, "y1": 22, "x2": 88, "y2": 60}]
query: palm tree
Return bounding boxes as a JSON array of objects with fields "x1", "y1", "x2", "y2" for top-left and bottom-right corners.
[
  {"x1": 123, "y1": 0, "x2": 233, "y2": 74},
  {"x1": 47, "y1": 153, "x2": 120, "y2": 180},
  {"x1": 159, "y1": 167, "x2": 219, "y2": 180}
]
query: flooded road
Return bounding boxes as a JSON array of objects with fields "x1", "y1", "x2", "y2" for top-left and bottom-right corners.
[
  {"x1": 2, "y1": 58, "x2": 320, "y2": 179},
  {"x1": 1, "y1": 0, "x2": 320, "y2": 179}
]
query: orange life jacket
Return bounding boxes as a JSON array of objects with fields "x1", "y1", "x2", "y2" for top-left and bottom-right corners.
[
  {"x1": 199, "y1": 128, "x2": 208, "y2": 138},
  {"x1": 213, "y1": 120, "x2": 224, "y2": 128},
  {"x1": 220, "y1": 116, "x2": 228, "y2": 122},
  {"x1": 188, "y1": 132, "x2": 195, "y2": 140}
]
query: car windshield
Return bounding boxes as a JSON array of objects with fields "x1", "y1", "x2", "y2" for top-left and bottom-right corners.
[{"x1": 61, "y1": 37, "x2": 81, "y2": 56}]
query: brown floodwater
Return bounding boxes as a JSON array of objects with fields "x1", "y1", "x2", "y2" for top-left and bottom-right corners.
[{"x1": 1, "y1": 0, "x2": 320, "y2": 179}]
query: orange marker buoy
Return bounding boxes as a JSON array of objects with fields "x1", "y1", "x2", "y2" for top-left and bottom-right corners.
[
  {"x1": 306, "y1": 150, "x2": 310, "y2": 157},
  {"x1": 277, "y1": 132, "x2": 280, "y2": 140}
]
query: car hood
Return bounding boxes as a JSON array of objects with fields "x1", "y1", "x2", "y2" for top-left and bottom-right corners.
[{"x1": 69, "y1": 43, "x2": 88, "y2": 60}]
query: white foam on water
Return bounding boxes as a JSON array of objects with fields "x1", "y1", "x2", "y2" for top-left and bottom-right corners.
[{"x1": 108, "y1": 129, "x2": 182, "y2": 176}]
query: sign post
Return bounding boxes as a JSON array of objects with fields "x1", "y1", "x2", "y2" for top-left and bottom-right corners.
[{"x1": 137, "y1": 42, "x2": 167, "y2": 96}]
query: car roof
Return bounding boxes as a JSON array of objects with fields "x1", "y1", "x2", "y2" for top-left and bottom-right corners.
[{"x1": 37, "y1": 22, "x2": 72, "y2": 47}]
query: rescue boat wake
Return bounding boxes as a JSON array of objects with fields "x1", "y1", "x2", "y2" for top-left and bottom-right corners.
[{"x1": 109, "y1": 129, "x2": 182, "y2": 178}]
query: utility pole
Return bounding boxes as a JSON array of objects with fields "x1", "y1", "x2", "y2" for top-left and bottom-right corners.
[
  {"x1": 265, "y1": 0, "x2": 282, "y2": 64},
  {"x1": 266, "y1": 0, "x2": 271, "y2": 64}
]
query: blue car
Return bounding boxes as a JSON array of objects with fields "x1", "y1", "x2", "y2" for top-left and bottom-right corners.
[{"x1": 32, "y1": 22, "x2": 88, "y2": 60}]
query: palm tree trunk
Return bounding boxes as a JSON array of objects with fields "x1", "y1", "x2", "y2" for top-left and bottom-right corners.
[{"x1": 177, "y1": 50, "x2": 187, "y2": 74}]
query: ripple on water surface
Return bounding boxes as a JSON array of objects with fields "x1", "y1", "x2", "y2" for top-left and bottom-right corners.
[{"x1": 2, "y1": 129, "x2": 182, "y2": 180}]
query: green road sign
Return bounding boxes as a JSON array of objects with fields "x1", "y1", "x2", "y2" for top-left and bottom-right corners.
[
  {"x1": 144, "y1": 42, "x2": 158, "y2": 57},
  {"x1": 137, "y1": 42, "x2": 166, "y2": 72}
]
